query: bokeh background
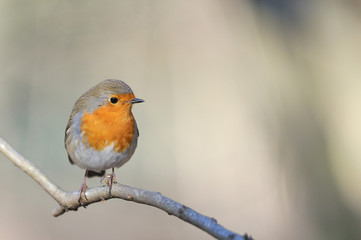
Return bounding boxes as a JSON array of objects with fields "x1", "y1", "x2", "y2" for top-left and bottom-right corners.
[{"x1": 1, "y1": 0, "x2": 361, "y2": 239}]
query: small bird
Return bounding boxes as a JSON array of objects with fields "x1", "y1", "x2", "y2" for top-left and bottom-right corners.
[{"x1": 64, "y1": 79, "x2": 144, "y2": 202}]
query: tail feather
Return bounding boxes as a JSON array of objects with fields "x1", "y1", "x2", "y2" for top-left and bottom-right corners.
[{"x1": 87, "y1": 170, "x2": 106, "y2": 177}]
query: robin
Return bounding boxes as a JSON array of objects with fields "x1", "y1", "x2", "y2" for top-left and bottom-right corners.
[{"x1": 64, "y1": 79, "x2": 144, "y2": 203}]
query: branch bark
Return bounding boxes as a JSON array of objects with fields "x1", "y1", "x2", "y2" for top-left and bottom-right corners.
[{"x1": 0, "y1": 136, "x2": 252, "y2": 240}]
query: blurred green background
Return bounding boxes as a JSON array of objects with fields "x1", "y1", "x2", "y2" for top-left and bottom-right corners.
[{"x1": 1, "y1": 0, "x2": 361, "y2": 239}]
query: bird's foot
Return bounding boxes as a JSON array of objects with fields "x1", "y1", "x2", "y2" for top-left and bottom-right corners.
[{"x1": 78, "y1": 181, "x2": 88, "y2": 206}]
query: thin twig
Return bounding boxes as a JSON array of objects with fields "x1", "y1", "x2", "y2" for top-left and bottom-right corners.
[{"x1": 0, "y1": 136, "x2": 252, "y2": 240}]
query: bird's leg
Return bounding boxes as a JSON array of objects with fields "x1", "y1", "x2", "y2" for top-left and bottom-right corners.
[
  {"x1": 99, "y1": 168, "x2": 116, "y2": 196},
  {"x1": 78, "y1": 170, "x2": 88, "y2": 205},
  {"x1": 108, "y1": 167, "x2": 116, "y2": 197}
]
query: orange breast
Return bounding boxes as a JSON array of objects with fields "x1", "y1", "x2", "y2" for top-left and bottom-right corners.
[{"x1": 80, "y1": 93, "x2": 136, "y2": 152}]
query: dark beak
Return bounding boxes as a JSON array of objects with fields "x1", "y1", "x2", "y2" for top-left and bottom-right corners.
[{"x1": 130, "y1": 98, "x2": 144, "y2": 104}]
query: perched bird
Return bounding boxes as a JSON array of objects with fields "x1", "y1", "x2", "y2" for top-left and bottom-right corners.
[{"x1": 64, "y1": 79, "x2": 144, "y2": 202}]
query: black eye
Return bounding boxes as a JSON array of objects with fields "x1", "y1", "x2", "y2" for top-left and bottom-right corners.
[{"x1": 110, "y1": 97, "x2": 118, "y2": 104}]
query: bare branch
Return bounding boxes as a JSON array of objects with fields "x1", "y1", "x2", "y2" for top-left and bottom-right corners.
[{"x1": 0, "y1": 136, "x2": 252, "y2": 240}]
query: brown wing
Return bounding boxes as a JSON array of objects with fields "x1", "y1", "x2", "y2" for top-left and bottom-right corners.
[{"x1": 65, "y1": 118, "x2": 75, "y2": 165}]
